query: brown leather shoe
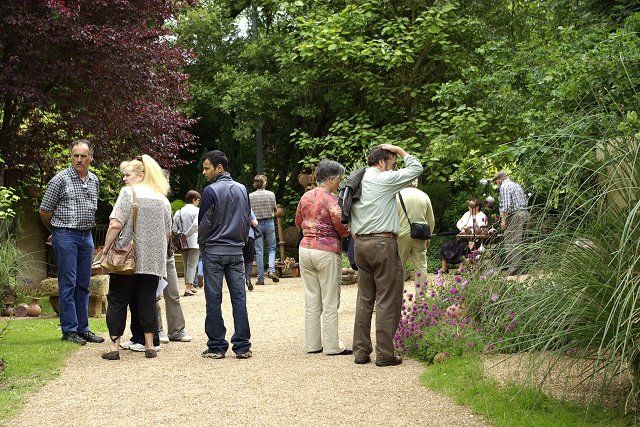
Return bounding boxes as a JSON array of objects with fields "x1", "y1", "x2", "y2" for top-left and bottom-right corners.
[{"x1": 375, "y1": 355, "x2": 402, "y2": 367}]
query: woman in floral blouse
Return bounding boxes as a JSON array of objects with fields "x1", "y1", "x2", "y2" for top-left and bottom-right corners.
[{"x1": 295, "y1": 160, "x2": 351, "y2": 356}]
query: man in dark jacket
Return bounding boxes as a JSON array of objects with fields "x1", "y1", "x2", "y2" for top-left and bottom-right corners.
[{"x1": 198, "y1": 150, "x2": 252, "y2": 359}]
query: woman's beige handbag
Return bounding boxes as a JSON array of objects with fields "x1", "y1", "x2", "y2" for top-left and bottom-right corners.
[{"x1": 101, "y1": 189, "x2": 138, "y2": 275}]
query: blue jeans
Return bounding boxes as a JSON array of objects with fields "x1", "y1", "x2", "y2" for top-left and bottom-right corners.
[
  {"x1": 51, "y1": 227, "x2": 94, "y2": 335},
  {"x1": 192, "y1": 254, "x2": 203, "y2": 284},
  {"x1": 202, "y1": 252, "x2": 251, "y2": 354},
  {"x1": 255, "y1": 218, "x2": 276, "y2": 281}
]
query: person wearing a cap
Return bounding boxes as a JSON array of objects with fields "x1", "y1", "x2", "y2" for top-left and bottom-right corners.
[{"x1": 492, "y1": 171, "x2": 528, "y2": 275}]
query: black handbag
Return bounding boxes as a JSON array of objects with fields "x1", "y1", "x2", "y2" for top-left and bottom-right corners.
[{"x1": 398, "y1": 193, "x2": 431, "y2": 240}]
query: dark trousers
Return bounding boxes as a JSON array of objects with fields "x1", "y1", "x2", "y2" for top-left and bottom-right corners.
[
  {"x1": 106, "y1": 273, "x2": 159, "y2": 339},
  {"x1": 352, "y1": 235, "x2": 404, "y2": 363}
]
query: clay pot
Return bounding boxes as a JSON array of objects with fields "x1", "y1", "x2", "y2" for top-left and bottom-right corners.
[
  {"x1": 27, "y1": 297, "x2": 42, "y2": 317},
  {"x1": 13, "y1": 303, "x2": 29, "y2": 317},
  {"x1": 1, "y1": 305, "x2": 14, "y2": 317}
]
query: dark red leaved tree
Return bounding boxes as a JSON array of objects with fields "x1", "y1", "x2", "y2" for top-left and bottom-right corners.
[{"x1": 0, "y1": 0, "x2": 196, "y2": 181}]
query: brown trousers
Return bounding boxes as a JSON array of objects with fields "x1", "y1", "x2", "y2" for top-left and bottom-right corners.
[{"x1": 352, "y1": 235, "x2": 404, "y2": 363}]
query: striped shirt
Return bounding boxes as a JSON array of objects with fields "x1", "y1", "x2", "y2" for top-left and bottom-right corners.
[
  {"x1": 498, "y1": 179, "x2": 528, "y2": 214},
  {"x1": 249, "y1": 188, "x2": 277, "y2": 220},
  {"x1": 40, "y1": 166, "x2": 99, "y2": 230}
]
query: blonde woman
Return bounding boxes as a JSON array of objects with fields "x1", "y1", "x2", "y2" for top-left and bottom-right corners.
[{"x1": 101, "y1": 155, "x2": 172, "y2": 360}]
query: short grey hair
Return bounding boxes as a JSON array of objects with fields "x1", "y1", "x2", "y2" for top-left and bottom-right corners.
[
  {"x1": 315, "y1": 160, "x2": 345, "y2": 185},
  {"x1": 70, "y1": 139, "x2": 93, "y2": 155}
]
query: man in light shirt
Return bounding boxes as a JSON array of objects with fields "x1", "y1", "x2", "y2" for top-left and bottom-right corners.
[
  {"x1": 350, "y1": 144, "x2": 423, "y2": 367},
  {"x1": 396, "y1": 179, "x2": 435, "y2": 288},
  {"x1": 493, "y1": 171, "x2": 529, "y2": 275},
  {"x1": 249, "y1": 175, "x2": 279, "y2": 285}
]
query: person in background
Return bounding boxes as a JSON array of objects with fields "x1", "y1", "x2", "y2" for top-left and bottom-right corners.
[
  {"x1": 493, "y1": 171, "x2": 529, "y2": 275},
  {"x1": 438, "y1": 198, "x2": 487, "y2": 274},
  {"x1": 295, "y1": 160, "x2": 352, "y2": 356},
  {"x1": 173, "y1": 190, "x2": 200, "y2": 296},
  {"x1": 249, "y1": 175, "x2": 279, "y2": 285},
  {"x1": 39, "y1": 139, "x2": 104, "y2": 345},
  {"x1": 243, "y1": 210, "x2": 259, "y2": 291},
  {"x1": 395, "y1": 179, "x2": 435, "y2": 288},
  {"x1": 100, "y1": 155, "x2": 171, "y2": 360}
]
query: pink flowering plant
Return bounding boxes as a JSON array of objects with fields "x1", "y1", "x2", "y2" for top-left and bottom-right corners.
[{"x1": 394, "y1": 266, "x2": 528, "y2": 363}]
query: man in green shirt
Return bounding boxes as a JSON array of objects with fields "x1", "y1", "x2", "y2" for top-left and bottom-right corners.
[
  {"x1": 396, "y1": 179, "x2": 435, "y2": 288},
  {"x1": 351, "y1": 144, "x2": 423, "y2": 366}
]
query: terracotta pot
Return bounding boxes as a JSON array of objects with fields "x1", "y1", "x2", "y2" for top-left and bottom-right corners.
[
  {"x1": 1, "y1": 305, "x2": 14, "y2": 317},
  {"x1": 13, "y1": 303, "x2": 29, "y2": 317},
  {"x1": 27, "y1": 297, "x2": 42, "y2": 317}
]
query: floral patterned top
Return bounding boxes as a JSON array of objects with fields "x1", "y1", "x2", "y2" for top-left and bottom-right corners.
[{"x1": 295, "y1": 187, "x2": 350, "y2": 254}]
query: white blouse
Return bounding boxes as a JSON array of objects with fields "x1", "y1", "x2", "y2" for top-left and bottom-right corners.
[{"x1": 456, "y1": 211, "x2": 488, "y2": 231}]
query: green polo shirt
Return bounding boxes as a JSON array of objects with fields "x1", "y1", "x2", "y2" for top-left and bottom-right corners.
[
  {"x1": 396, "y1": 187, "x2": 435, "y2": 238},
  {"x1": 351, "y1": 154, "x2": 423, "y2": 235}
]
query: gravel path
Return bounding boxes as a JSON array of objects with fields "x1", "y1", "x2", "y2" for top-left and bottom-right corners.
[{"x1": 11, "y1": 278, "x2": 486, "y2": 426}]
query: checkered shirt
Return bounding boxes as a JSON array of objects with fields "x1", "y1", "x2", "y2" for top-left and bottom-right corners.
[
  {"x1": 40, "y1": 166, "x2": 99, "y2": 230},
  {"x1": 249, "y1": 189, "x2": 276, "y2": 220},
  {"x1": 498, "y1": 179, "x2": 527, "y2": 214}
]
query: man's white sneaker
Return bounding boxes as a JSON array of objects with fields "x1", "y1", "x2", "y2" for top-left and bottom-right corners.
[
  {"x1": 120, "y1": 340, "x2": 134, "y2": 350},
  {"x1": 129, "y1": 343, "x2": 161, "y2": 352},
  {"x1": 159, "y1": 332, "x2": 170, "y2": 344},
  {"x1": 169, "y1": 334, "x2": 192, "y2": 342}
]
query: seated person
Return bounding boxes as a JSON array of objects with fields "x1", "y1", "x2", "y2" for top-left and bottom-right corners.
[{"x1": 438, "y1": 198, "x2": 488, "y2": 273}]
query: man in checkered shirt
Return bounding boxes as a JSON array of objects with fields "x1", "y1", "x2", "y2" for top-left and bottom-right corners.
[
  {"x1": 39, "y1": 140, "x2": 104, "y2": 345},
  {"x1": 249, "y1": 175, "x2": 280, "y2": 285},
  {"x1": 493, "y1": 171, "x2": 529, "y2": 275}
]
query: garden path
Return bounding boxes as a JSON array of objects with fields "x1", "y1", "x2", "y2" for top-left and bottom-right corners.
[{"x1": 11, "y1": 277, "x2": 486, "y2": 426}]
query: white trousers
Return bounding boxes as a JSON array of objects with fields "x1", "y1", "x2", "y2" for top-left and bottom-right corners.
[{"x1": 299, "y1": 247, "x2": 345, "y2": 354}]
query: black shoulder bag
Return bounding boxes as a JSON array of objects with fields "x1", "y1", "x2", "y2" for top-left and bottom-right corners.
[{"x1": 398, "y1": 193, "x2": 431, "y2": 240}]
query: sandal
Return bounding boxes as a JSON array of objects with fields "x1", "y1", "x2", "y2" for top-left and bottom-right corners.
[
  {"x1": 101, "y1": 350, "x2": 120, "y2": 360},
  {"x1": 183, "y1": 290, "x2": 196, "y2": 297}
]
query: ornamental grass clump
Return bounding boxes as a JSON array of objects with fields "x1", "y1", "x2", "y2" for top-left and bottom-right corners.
[{"x1": 488, "y1": 134, "x2": 640, "y2": 413}]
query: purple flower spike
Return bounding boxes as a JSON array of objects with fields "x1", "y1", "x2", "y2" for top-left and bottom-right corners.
[
  {"x1": 403, "y1": 289, "x2": 407, "y2": 293},
  {"x1": 415, "y1": 283, "x2": 421, "y2": 288},
  {"x1": 490, "y1": 293, "x2": 499, "y2": 302},
  {"x1": 454, "y1": 275, "x2": 462, "y2": 283},
  {"x1": 450, "y1": 287, "x2": 458, "y2": 294},
  {"x1": 416, "y1": 271, "x2": 422, "y2": 278}
]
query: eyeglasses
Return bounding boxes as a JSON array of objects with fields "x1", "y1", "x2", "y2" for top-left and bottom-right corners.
[{"x1": 82, "y1": 182, "x2": 88, "y2": 194}]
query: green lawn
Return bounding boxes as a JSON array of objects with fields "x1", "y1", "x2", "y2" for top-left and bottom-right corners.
[
  {"x1": 0, "y1": 316, "x2": 107, "y2": 424},
  {"x1": 422, "y1": 356, "x2": 633, "y2": 427}
]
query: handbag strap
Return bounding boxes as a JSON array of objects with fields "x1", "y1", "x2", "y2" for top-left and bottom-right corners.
[
  {"x1": 131, "y1": 188, "x2": 138, "y2": 241},
  {"x1": 398, "y1": 192, "x2": 412, "y2": 223},
  {"x1": 177, "y1": 208, "x2": 184, "y2": 233}
]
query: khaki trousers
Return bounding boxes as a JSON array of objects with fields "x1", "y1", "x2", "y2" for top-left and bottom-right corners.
[
  {"x1": 156, "y1": 256, "x2": 187, "y2": 340},
  {"x1": 352, "y1": 235, "x2": 404, "y2": 363},
  {"x1": 504, "y1": 210, "x2": 529, "y2": 272},
  {"x1": 299, "y1": 247, "x2": 345, "y2": 354},
  {"x1": 397, "y1": 235, "x2": 428, "y2": 286}
]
